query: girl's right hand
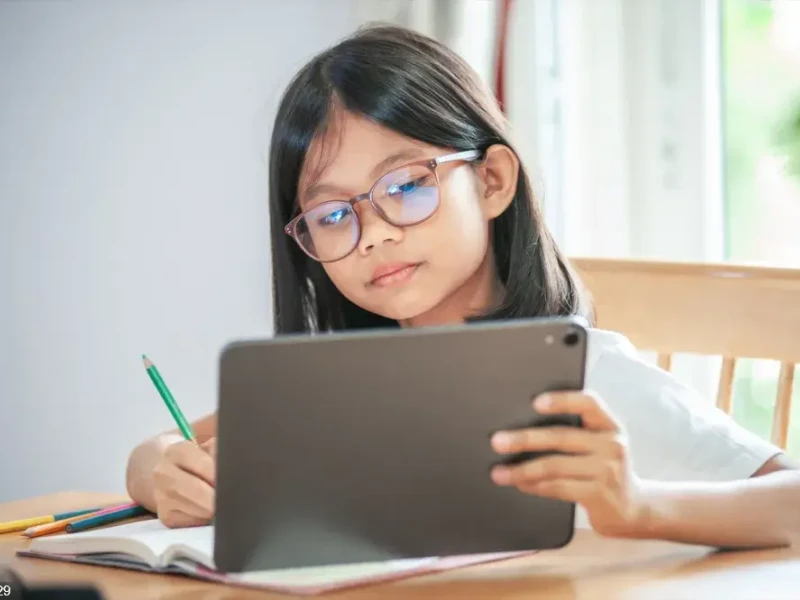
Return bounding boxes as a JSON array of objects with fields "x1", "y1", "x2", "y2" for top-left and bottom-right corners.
[{"x1": 152, "y1": 437, "x2": 217, "y2": 528}]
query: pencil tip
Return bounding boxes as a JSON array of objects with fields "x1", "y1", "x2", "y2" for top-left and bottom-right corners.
[{"x1": 142, "y1": 355, "x2": 153, "y2": 368}]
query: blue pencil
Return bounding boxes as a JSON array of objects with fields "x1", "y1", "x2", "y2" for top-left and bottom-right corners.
[{"x1": 65, "y1": 505, "x2": 152, "y2": 534}]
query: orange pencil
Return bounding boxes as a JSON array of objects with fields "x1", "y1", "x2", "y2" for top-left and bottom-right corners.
[
  {"x1": 23, "y1": 502, "x2": 136, "y2": 538},
  {"x1": 0, "y1": 506, "x2": 102, "y2": 535}
]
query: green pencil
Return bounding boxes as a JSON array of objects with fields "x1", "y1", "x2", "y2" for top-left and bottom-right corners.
[
  {"x1": 142, "y1": 355, "x2": 196, "y2": 443},
  {"x1": 65, "y1": 505, "x2": 152, "y2": 534}
]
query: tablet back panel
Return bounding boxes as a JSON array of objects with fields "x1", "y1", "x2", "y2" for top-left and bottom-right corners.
[{"x1": 214, "y1": 317, "x2": 587, "y2": 572}]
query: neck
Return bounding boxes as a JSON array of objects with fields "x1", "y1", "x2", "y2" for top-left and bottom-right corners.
[{"x1": 399, "y1": 250, "x2": 503, "y2": 328}]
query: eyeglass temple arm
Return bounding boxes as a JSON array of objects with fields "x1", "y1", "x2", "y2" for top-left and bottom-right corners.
[{"x1": 434, "y1": 149, "x2": 483, "y2": 165}]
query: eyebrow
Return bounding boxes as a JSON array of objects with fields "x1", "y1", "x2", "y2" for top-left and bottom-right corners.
[
  {"x1": 300, "y1": 148, "x2": 427, "y2": 206},
  {"x1": 368, "y1": 148, "x2": 426, "y2": 179}
]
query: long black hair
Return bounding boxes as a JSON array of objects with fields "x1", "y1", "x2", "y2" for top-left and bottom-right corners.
[{"x1": 269, "y1": 25, "x2": 591, "y2": 334}]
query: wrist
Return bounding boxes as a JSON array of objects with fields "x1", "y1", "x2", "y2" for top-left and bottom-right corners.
[
  {"x1": 125, "y1": 444, "x2": 154, "y2": 509},
  {"x1": 623, "y1": 478, "x2": 662, "y2": 540}
]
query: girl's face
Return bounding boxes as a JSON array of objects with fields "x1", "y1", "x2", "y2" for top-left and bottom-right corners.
[{"x1": 297, "y1": 111, "x2": 518, "y2": 326}]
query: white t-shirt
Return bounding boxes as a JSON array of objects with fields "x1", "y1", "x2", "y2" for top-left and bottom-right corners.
[{"x1": 574, "y1": 328, "x2": 782, "y2": 529}]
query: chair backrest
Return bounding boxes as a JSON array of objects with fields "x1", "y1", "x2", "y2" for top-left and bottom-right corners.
[{"x1": 570, "y1": 257, "x2": 800, "y2": 449}]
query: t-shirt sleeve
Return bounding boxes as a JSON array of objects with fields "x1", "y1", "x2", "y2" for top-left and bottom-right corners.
[{"x1": 585, "y1": 331, "x2": 782, "y2": 482}]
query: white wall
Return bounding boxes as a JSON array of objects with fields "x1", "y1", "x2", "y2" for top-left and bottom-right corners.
[{"x1": 0, "y1": 0, "x2": 357, "y2": 502}]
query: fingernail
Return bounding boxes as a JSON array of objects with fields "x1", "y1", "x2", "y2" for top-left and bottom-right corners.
[
  {"x1": 491, "y1": 467, "x2": 510, "y2": 485},
  {"x1": 535, "y1": 394, "x2": 552, "y2": 410},
  {"x1": 491, "y1": 432, "x2": 511, "y2": 449}
]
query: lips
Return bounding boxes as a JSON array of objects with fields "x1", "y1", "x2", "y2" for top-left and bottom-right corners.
[{"x1": 369, "y1": 262, "x2": 421, "y2": 287}]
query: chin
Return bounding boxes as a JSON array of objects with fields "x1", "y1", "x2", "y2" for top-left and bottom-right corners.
[{"x1": 365, "y1": 294, "x2": 446, "y2": 323}]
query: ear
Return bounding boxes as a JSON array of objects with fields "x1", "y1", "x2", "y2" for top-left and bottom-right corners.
[{"x1": 476, "y1": 144, "x2": 519, "y2": 219}]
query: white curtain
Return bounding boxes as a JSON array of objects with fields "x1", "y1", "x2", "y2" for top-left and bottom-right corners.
[{"x1": 351, "y1": 0, "x2": 500, "y2": 87}]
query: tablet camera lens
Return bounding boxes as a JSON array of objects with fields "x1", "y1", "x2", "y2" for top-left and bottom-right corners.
[{"x1": 563, "y1": 331, "x2": 580, "y2": 347}]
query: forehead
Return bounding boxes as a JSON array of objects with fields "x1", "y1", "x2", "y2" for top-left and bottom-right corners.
[{"x1": 299, "y1": 111, "x2": 437, "y2": 196}]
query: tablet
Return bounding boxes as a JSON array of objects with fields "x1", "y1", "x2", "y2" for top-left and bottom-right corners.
[{"x1": 214, "y1": 316, "x2": 588, "y2": 572}]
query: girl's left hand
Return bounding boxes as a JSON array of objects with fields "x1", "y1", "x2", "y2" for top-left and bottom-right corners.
[{"x1": 490, "y1": 391, "x2": 647, "y2": 538}]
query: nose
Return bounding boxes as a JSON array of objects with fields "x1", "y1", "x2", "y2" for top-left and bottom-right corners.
[{"x1": 356, "y1": 201, "x2": 404, "y2": 255}]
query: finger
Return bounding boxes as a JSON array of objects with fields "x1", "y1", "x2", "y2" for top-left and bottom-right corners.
[
  {"x1": 155, "y1": 490, "x2": 214, "y2": 528},
  {"x1": 533, "y1": 390, "x2": 620, "y2": 431},
  {"x1": 158, "y1": 508, "x2": 208, "y2": 529},
  {"x1": 201, "y1": 437, "x2": 218, "y2": 461},
  {"x1": 153, "y1": 462, "x2": 215, "y2": 519},
  {"x1": 491, "y1": 455, "x2": 605, "y2": 486},
  {"x1": 516, "y1": 479, "x2": 600, "y2": 505},
  {"x1": 167, "y1": 473, "x2": 215, "y2": 518},
  {"x1": 492, "y1": 427, "x2": 616, "y2": 455},
  {"x1": 155, "y1": 486, "x2": 212, "y2": 527},
  {"x1": 166, "y1": 441, "x2": 216, "y2": 486}
]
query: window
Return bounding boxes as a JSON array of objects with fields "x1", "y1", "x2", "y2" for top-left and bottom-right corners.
[
  {"x1": 721, "y1": 0, "x2": 800, "y2": 455},
  {"x1": 722, "y1": 0, "x2": 800, "y2": 265}
]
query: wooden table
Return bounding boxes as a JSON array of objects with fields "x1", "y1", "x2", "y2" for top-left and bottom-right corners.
[{"x1": 2, "y1": 493, "x2": 799, "y2": 599}]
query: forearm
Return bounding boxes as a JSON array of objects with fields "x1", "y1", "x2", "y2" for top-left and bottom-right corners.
[
  {"x1": 634, "y1": 470, "x2": 800, "y2": 548},
  {"x1": 125, "y1": 433, "x2": 185, "y2": 512}
]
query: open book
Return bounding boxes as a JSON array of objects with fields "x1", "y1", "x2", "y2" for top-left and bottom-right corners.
[{"x1": 18, "y1": 519, "x2": 531, "y2": 595}]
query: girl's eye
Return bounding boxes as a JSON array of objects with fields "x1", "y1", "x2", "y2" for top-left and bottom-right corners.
[
  {"x1": 388, "y1": 176, "x2": 429, "y2": 197},
  {"x1": 317, "y1": 207, "x2": 351, "y2": 226}
]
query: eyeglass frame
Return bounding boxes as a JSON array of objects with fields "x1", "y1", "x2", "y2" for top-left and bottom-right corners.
[{"x1": 284, "y1": 149, "x2": 484, "y2": 263}]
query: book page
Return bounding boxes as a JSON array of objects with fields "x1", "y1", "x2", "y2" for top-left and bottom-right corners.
[{"x1": 27, "y1": 519, "x2": 213, "y2": 567}]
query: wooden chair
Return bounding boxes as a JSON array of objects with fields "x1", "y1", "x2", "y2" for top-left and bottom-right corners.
[{"x1": 570, "y1": 257, "x2": 800, "y2": 449}]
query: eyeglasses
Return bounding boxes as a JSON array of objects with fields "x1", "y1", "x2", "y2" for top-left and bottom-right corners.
[{"x1": 284, "y1": 150, "x2": 483, "y2": 263}]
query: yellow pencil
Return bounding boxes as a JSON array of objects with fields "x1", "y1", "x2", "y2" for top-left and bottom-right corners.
[{"x1": 0, "y1": 507, "x2": 103, "y2": 535}]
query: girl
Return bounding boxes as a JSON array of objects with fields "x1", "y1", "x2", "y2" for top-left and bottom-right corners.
[{"x1": 127, "y1": 25, "x2": 799, "y2": 547}]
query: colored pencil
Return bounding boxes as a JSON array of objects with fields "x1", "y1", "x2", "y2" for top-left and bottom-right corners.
[
  {"x1": 142, "y1": 355, "x2": 196, "y2": 443},
  {"x1": 66, "y1": 504, "x2": 151, "y2": 533},
  {"x1": 0, "y1": 507, "x2": 103, "y2": 535},
  {"x1": 24, "y1": 502, "x2": 137, "y2": 538}
]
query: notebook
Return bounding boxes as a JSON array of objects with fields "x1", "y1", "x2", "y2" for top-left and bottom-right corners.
[{"x1": 18, "y1": 519, "x2": 532, "y2": 595}]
